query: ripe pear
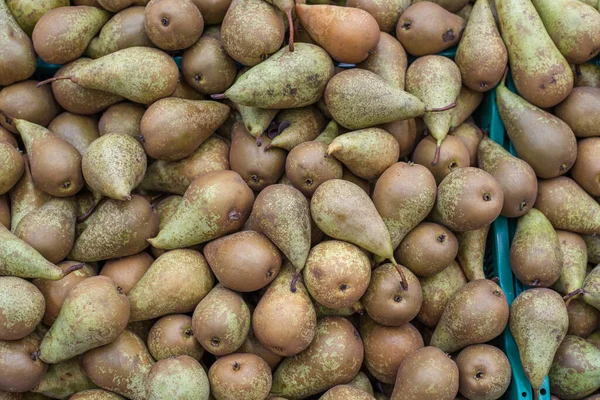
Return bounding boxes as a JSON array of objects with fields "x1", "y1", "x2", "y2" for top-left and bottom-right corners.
[
  {"x1": 82, "y1": 134, "x2": 147, "y2": 200},
  {"x1": 295, "y1": 4, "x2": 379, "y2": 63},
  {"x1": 571, "y1": 138, "x2": 600, "y2": 197},
  {"x1": 7, "y1": 0, "x2": 68, "y2": 36},
  {"x1": 0, "y1": 140, "x2": 24, "y2": 195},
  {"x1": 0, "y1": 0, "x2": 36, "y2": 86},
  {"x1": 146, "y1": 355, "x2": 210, "y2": 400},
  {"x1": 451, "y1": 89, "x2": 484, "y2": 129},
  {"x1": 380, "y1": 119, "x2": 418, "y2": 158},
  {"x1": 270, "y1": 317, "x2": 364, "y2": 399},
  {"x1": 567, "y1": 265, "x2": 600, "y2": 310},
  {"x1": 252, "y1": 184, "x2": 311, "y2": 286},
  {"x1": 98, "y1": 102, "x2": 144, "y2": 137},
  {"x1": 32, "y1": 356, "x2": 98, "y2": 399},
  {"x1": 455, "y1": 344, "x2": 511, "y2": 400},
  {"x1": 70, "y1": 195, "x2": 159, "y2": 261},
  {"x1": 216, "y1": 43, "x2": 334, "y2": 109},
  {"x1": 584, "y1": 234, "x2": 600, "y2": 264},
  {"x1": 552, "y1": 231, "x2": 587, "y2": 295},
  {"x1": 390, "y1": 346, "x2": 459, "y2": 400},
  {"x1": 70, "y1": 390, "x2": 126, "y2": 399},
  {"x1": 0, "y1": 80, "x2": 60, "y2": 133},
  {"x1": 82, "y1": 330, "x2": 154, "y2": 400},
  {"x1": 345, "y1": 0, "x2": 409, "y2": 32},
  {"x1": 0, "y1": 195, "x2": 9, "y2": 229},
  {"x1": 192, "y1": 284, "x2": 251, "y2": 356},
  {"x1": 144, "y1": 0, "x2": 204, "y2": 51},
  {"x1": 412, "y1": 135, "x2": 470, "y2": 184},
  {"x1": 451, "y1": 121, "x2": 483, "y2": 166},
  {"x1": 372, "y1": 162, "x2": 437, "y2": 252},
  {"x1": 0, "y1": 333, "x2": 47, "y2": 393},
  {"x1": 327, "y1": 128, "x2": 399, "y2": 180},
  {"x1": 128, "y1": 249, "x2": 214, "y2": 322},
  {"x1": 478, "y1": 135, "x2": 538, "y2": 217},
  {"x1": 0, "y1": 277, "x2": 44, "y2": 340},
  {"x1": 432, "y1": 167, "x2": 504, "y2": 232},
  {"x1": 48, "y1": 112, "x2": 100, "y2": 155},
  {"x1": 535, "y1": 177, "x2": 600, "y2": 235},
  {"x1": 32, "y1": 6, "x2": 110, "y2": 64},
  {"x1": 406, "y1": 55, "x2": 462, "y2": 164},
  {"x1": 253, "y1": 262, "x2": 316, "y2": 356},
  {"x1": 321, "y1": 385, "x2": 376, "y2": 400},
  {"x1": 15, "y1": 197, "x2": 77, "y2": 263},
  {"x1": 147, "y1": 314, "x2": 204, "y2": 361},
  {"x1": 268, "y1": 106, "x2": 327, "y2": 151},
  {"x1": 455, "y1": 0, "x2": 507, "y2": 91},
  {"x1": 97, "y1": 0, "x2": 149, "y2": 12},
  {"x1": 567, "y1": 298, "x2": 599, "y2": 337},
  {"x1": 346, "y1": 372, "x2": 373, "y2": 395},
  {"x1": 496, "y1": 74, "x2": 577, "y2": 178},
  {"x1": 549, "y1": 335, "x2": 600, "y2": 399},
  {"x1": 148, "y1": 170, "x2": 254, "y2": 250},
  {"x1": 208, "y1": 353, "x2": 272, "y2": 400},
  {"x1": 86, "y1": 6, "x2": 153, "y2": 58},
  {"x1": 231, "y1": 101, "x2": 279, "y2": 145},
  {"x1": 456, "y1": 225, "x2": 490, "y2": 281},
  {"x1": 356, "y1": 32, "x2": 407, "y2": 90},
  {"x1": 41, "y1": 47, "x2": 179, "y2": 104},
  {"x1": 100, "y1": 252, "x2": 153, "y2": 295},
  {"x1": 510, "y1": 288, "x2": 569, "y2": 398},
  {"x1": 39, "y1": 276, "x2": 130, "y2": 363},
  {"x1": 554, "y1": 87, "x2": 600, "y2": 138}
]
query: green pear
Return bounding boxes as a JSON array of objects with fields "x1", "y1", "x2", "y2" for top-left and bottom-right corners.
[
  {"x1": 531, "y1": 0, "x2": 600, "y2": 64},
  {"x1": 8, "y1": 158, "x2": 50, "y2": 232},
  {"x1": 583, "y1": 234, "x2": 600, "y2": 264},
  {"x1": 39, "y1": 276, "x2": 130, "y2": 364},
  {"x1": 0, "y1": 0, "x2": 36, "y2": 85},
  {"x1": 450, "y1": 88, "x2": 484, "y2": 128},
  {"x1": 41, "y1": 47, "x2": 179, "y2": 104},
  {"x1": 346, "y1": 372, "x2": 374, "y2": 395},
  {"x1": 69, "y1": 389, "x2": 125, "y2": 400},
  {"x1": 138, "y1": 136, "x2": 230, "y2": 195},
  {"x1": 0, "y1": 140, "x2": 24, "y2": 195},
  {"x1": 455, "y1": 0, "x2": 507, "y2": 92},
  {"x1": 430, "y1": 279, "x2": 509, "y2": 352},
  {"x1": 148, "y1": 170, "x2": 254, "y2": 250},
  {"x1": 128, "y1": 249, "x2": 214, "y2": 322},
  {"x1": 252, "y1": 184, "x2": 311, "y2": 287},
  {"x1": 70, "y1": 195, "x2": 159, "y2": 262},
  {"x1": 455, "y1": 225, "x2": 490, "y2": 281},
  {"x1": 327, "y1": 128, "x2": 399, "y2": 180},
  {"x1": 82, "y1": 134, "x2": 147, "y2": 201},
  {"x1": 233, "y1": 102, "x2": 279, "y2": 145},
  {"x1": 496, "y1": 0, "x2": 573, "y2": 108},
  {"x1": 549, "y1": 335, "x2": 600, "y2": 399},
  {"x1": 552, "y1": 231, "x2": 588, "y2": 295},
  {"x1": 215, "y1": 43, "x2": 334, "y2": 109},
  {"x1": 268, "y1": 106, "x2": 327, "y2": 151},
  {"x1": 509, "y1": 288, "x2": 569, "y2": 398},
  {"x1": 320, "y1": 385, "x2": 376, "y2": 400},
  {"x1": 356, "y1": 32, "x2": 407, "y2": 90},
  {"x1": 15, "y1": 197, "x2": 77, "y2": 264},
  {"x1": 567, "y1": 265, "x2": 600, "y2": 310},
  {"x1": 146, "y1": 355, "x2": 210, "y2": 400},
  {"x1": 406, "y1": 55, "x2": 462, "y2": 164},
  {"x1": 0, "y1": 276, "x2": 44, "y2": 340},
  {"x1": 32, "y1": 356, "x2": 98, "y2": 398}
]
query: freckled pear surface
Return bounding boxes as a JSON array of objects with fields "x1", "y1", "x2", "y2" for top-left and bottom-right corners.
[
  {"x1": 0, "y1": 0, "x2": 36, "y2": 86},
  {"x1": 0, "y1": 276, "x2": 44, "y2": 341},
  {"x1": 146, "y1": 356, "x2": 210, "y2": 400},
  {"x1": 549, "y1": 335, "x2": 600, "y2": 399}
]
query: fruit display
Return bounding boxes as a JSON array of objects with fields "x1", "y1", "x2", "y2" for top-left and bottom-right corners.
[{"x1": 0, "y1": 0, "x2": 599, "y2": 399}]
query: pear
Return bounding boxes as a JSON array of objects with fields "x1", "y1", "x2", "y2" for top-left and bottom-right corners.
[
  {"x1": 356, "y1": 32, "x2": 407, "y2": 90},
  {"x1": 451, "y1": 120, "x2": 483, "y2": 166},
  {"x1": 32, "y1": 6, "x2": 110, "y2": 64},
  {"x1": 147, "y1": 314, "x2": 204, "y2": 361},
  {"x1": 144, "y1": 0, "x2": 204, "y2": 51},
  {"x1": 10, "y1": 118, "x2": 84, "y2": 198},
  {"x1": 40, "y1": 47, "x2": 179, "y2": 104},
  {"x1": 0, "y1": 195, "x2": 8, "y2": 229},
  {"x1": 139, "y1": 136, "x2": 230, "y2": 195},
  {"x1": 232, "y1": 102, "x2": 279, "y2": 145},
  {"x1": 214, "y1": 43, "x2": 334, "y2": 109},
  {"x1": 0, "y1": 140, "x2": 24, "y2": 195},
  {"x1": 148, "y1": 170, "x2": 254, "y2": 250},
  {"x1": 208, "y1": 353, "x2": 272, "y2": 400},
  {"x1": 567, "y1": 298, "x2": 599, "y2": 337},
  {"x1": 456, "y1": 225, "x2": 490, "y2": 281},
  {"x1": 390, "y1": 346, "x2": 459, "y2": 400},
  {"x1": 270, "y1": 317, "x2": 364, "y2": 399},
  {"x1": 0, "y1": 277, "x2": 44, "y2": 340},
  {"x1": 82, "y1": 134, "x2": 147, "y2": 200},
  {"x1": 191, "y1": 284, "x2": 251, "y2": 356},
  {"x1": 295, "y1": 4, "x2": 379, "y2": 64},
  {"x1": 554, "y1": 87, "x2": 600, "y2": 138},
  {"x1": 100, "y1": 253, "x2": 153, "y2": 296},
  {"x1": 571, "y1": 138, "x2": 600, "y2": 197},
  {"x1": 417, "y1": 260, "x2": 467, "y2": 327},
  {"x1": 432, "y1": 167, "x2": 504, "y2": 232},
  {"x1": 128, "y1": 249, "x2": 214, "y2": 322},
  {"x1": 321, "y1": 385, "x2": 376, "y2": 400},
  {"x1": 0, "y1": 333, "x2": 48, "y2": 393},
  {"x1": 238, "y1": 326, "x2": 283, "y2": 371},
  {"x1": 496, "y1": 0, "x2": 573, "y2": 108},
  {"x1": 345, "y1": 0, "x2": 410, "y2": 32},
  {"x1": 510, "y1": 208, "x2": 562, "y2": 287},
  {"x1": 70, "y1": 195, "x2": 159, "y2": 261},
  {"x1": 39, "y1": 276, "x2": 130, "y2": 363},
  {"x1": 510, "y1": 288, "x2": 569, "y2": 398},
  {"x1": 532, "y1": 0, "x2": 600, "y2": 64},
  {"x1": 412, "y1": 135, "x2": 470, "y2": 185},
  {"x1": 140, "y1": 98, "x2": 230, "y2": 161},
  {"x1": 455, "y1": 0, "x2": 507, "y2": 92},
  {"x1": 146, "y1": 355, "x2": 210, "y2": 400},
  {"x1": 50, "y1": 58, "x2": 124, "y2": 115},
  {"x1": 311, "y1": 179, "x2": 408, "y2": 288},
  {"x1": 327, "y1": 128, "x2": 399, "y2": 180},
  {"x1": 32, "y1": 356, "x2": 98, "y2": 399},
  {"x1": 324, "y1": 68, "x2": 429, "y2": 130},
  {"x1": 268, "y1": 106, "x2": 327, "y2": 151},
  {"x1": 455, "y1": 344, "x2": 512, "y2": 400},
  {"x1": 82, "y1": 330, "x2": 154, "y2": 400},
  {"x1": 252, "y1": 184, "x2": 311, "y2": 287},
  {"x1": 221, "y1": 0, "x2": 284, "y2": 66},
  {"x1": 573, "y1": 62, "x2": 600, "y2": 88},
  {"x1": 70, "y1": 390, "x2": 126, "y2": 399},
  {"x1": 86, "y1": 6, "x2": 153, "y2": 58},
  {"x1": 346, "y1": 372, "x2": 373, "y2": 395},
  {"x1": 0, "y1": 80, "x2": 60, "y2": 133},
  {"x1": 567, "y1": 265, "x2": 600, "y2": 310},
  {"x1": 406, "y1": 55, "x2": 462, "y2": 164},
  {"x1": 98, "y1": 102, "x2": 145, "y2": 137},
  {"x1": 253, "y1": 262, "x2": 317, "y2": 356},
  {"x1": 584, "y1": 234, "x2": 600, "y2": 264},
  {"x1": 97, "y1": 0, "x2": 150, "y2": 12},
  {"x1": 549, "y1": 335, "x2": 600, "y2": 399},
  {"x1": 0, "y1": 0, "x2": 36, "y2": 86},
  {"x1": 0, "y1": 224, "x2": 82, "y2": 280},
  {"x1": 478, "y1": 136, "x2": 538, "y2": 217},
  {"x1": 48, "y1": 113, "x2": 100, "y2": 155},
  {"x1": 15, "y1": 197, "x2": 77, "y2": 263},
  {"x1": 430, "y1": 279, "x2": 509, "y2": 352},
  {"x1": 552, "y1": 231, "x2": 588, "y2": 295},
  {"x1": 450, "y1": 88, "x2": 484, "y2": 128},
  {"x1": 535, "y1": 177, "x2": 600, "y2": 235}
]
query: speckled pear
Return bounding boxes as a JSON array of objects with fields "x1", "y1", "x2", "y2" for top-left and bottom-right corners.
[
  {"x1": 551, "y1": 231, "x2": 587, "y2": 295},
  {"x1": 549, "y1": 335, "x2": 600, "y2": 399},
  {"x1": 456, "y1": 225, "x2": 490, "y2": 281},
  {"x1": 0, "y1": 0, "x2": 37, "y2": 86},
  {"x1": 9, "y1": 158, "x2": 51, "y2": 231},
  {"x1": 39, "y1": 276, "x2": 130, "y2": 364},
  {"x1": 356, "y1": 32, "x2": 407, "y2": 90},
  {"x1": 146, "y1": 356, "x2": 210, "y2": 400},
  {"x1": 567, "y1": 265, "x2": 600, "y2": 310},
  {"x1": 32, "y1": 356, "x2": 98, "y2": 399},
  {"x1": 268, "y1": 106, "x2": 327, "y2": 151},
  {"x1": 0, "y1": 276, "x2": 44, "y2": 340},
  {"x1": 97, "y1": 0, "x2": 150, "y2": 12}
]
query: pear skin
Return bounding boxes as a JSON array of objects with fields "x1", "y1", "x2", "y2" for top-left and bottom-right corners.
[
  {"x1": 583, "y1": 234, "x2": 600, "y2": 264},
  {"x1": 0, "y1": 80, "x2": 60, "y2": 133},
  {"x1": 146, "y1": 355, "x2": 210, "y2": 400},
  {"x1": 571, "y1": 137, "x2": 600, "y2": 197},
  {"x1": 552, "y1": 231, "x2": 587, "y2": 295},
  {"x1": 0, "y1": 140, "x2": 24, "y2": 195},
  {"x1": 554, "y1": 87, "x2": 600, "y2": 138},
  {"x1": 0, "y1": 0, "x2": 37, "y2": 86},
  {"x1": 450, "y1": 87, "x2": 484, "y2": 128},
  {"x1": 412, "y1": 134, "x2": 471, "y2": 184},
  {"x1": 97, "y1": 0, "x2": 150, "y2": 12},
  {"x1": 32, "y1": 356, "x2": 98, "y2": 399},
  {"x1": 48, "y1": 112, "x2": 100, "y2": 155},
  {"x1": 0, "y1": 277, "x2": 44, "y2": 341},
  {"x1": 456, "y1": 225, "x2": 490, "y2": 281},
  {"x1": 549, "y1": 335, "x2": 600, "y2": 399},
  {"x1": 356, "y1": 32, "x2": 407, "y2": 90},
  {"x1": 0, "y1": 333, "x2": 48, "y2": 393},
  {"x1": 345, "y1": 0, "x2": 410, "y2": 32},
  {"x1": 321, "y1": 385, "x2": 376, "y2": 400},
  {"x1": 98, "y1": 102, "x2": 145, "y2": 137},
  {"x1": 451, "y1": 121, "x2": 483, "y2": 167},
  {"x1": 0, "y1": 194, "x2": 9, "y2": 229},
  {"x1": 269, "y1": 106, "x2": 327, "y2": 151},
  {"x1": 379, "y1": 118, "x2": 418, "y2": 158}
]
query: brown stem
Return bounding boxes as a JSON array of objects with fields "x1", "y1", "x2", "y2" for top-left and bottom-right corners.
[
  {"x1": 431, "y1": 144, "x2": 441, "y2": 166},
  {"x1": 426, "y1": 102, "x2": 456, "y2": 112},
  {"x1": 533, "y1": 388, "x2": 539, "y2": 400},
  {"x1": 0, "y1": 110, "x2": 12, "y2": 125},
  {"x1": 563, "y1": 288, "x2": 584, "y2": 306},
  {"x1": 286, "y1": 11, "x2": 294, "y2": 52},
  {"x1": 391, "y1": 259, "x2": 409, "y2": 291},
  {"x1": 211, "y1": 93, "x2": 227, "y2": 100},
  {"x1": 78, "y1": 197, "x2": 102, "y2": 222},
  {"x1": 151, "y1": 193, "x2": 169, "y2": 208},
  {"x1": 62, "y1": 263, "x2": 85, "y2": 277},
  {"x1": 37, "y1": 76, "x2": 71, "y2": 86},
  {"x1": 490, "y1": 277, "x2": 499, "y2": 283},
  {"x1": 31, "y1": 350, "x2": 40, "y2": 361},
  {"x1": 575, "y1": 64, "x2": 582, "y2": 77},
  {"x1": 290, "y1": 271, "x2": 299, "y2": 293},
  {"x1": 264, "y1": 144, "x2": 272, "y2": 151},
  {"x1": 352, "y1": 300, "x2": 364, "y2": 315}
]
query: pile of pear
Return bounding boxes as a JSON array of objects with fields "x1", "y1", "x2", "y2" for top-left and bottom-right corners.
[{"x1": 1, "y1": 0, "x2": 600, "y2": 399}]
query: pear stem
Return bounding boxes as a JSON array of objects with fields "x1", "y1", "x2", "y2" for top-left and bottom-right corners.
[
  {"x1": 255, "y1": 134, "x2": 263, "y2": 147},
  {"x1": 575, "y1": 64, "x2": 582, "y2": 77},
  {"x1": 30, "y1": 350, "x2": 40, "y2": 361},
  {"x1": 533, "y1": 388, "x2": 539, "y2": 400},
  {"x1": 78, "y1": 197, "x2": 102, "y2": 222},
  {"x1": 491, "y1": 277, "x2": 499, "y2": 283},
  {"x1": 286, "y1": 11, "x2": 294, "y2": 52},
  {"x1": 431, "y1": 144, "x2": 441, "y2": 166},
  {"x1": 352, "y1": 300, "x2": 364, "y2": 315},
  {"x1": 290, "y1": 271, "x2": 299, "y2": 293},
  {"x1": 563, "y1": 288, "x2": 584, "y2": 306},
  {"x1": 62, "y1": 263, "x2": 85, "y2": 277},
  {"x1": 390, "y1": 258, "x2": 409, "y2": 291},
  {"x1": 211, "y1": 93, "x2": 227, "y2": 100},
  {"x1": 426, "y1": 102, "x2": 456, "y2": 112},
  {"x1": 37, "y1": 76, "x2": 71, "y2": 86}
]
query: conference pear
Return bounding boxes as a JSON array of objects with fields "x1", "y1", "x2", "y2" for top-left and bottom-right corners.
[
  {"x1": 552, "y1": 231, "x2": 587, "y2": 295},
  {"x1": 456, "y1": 225, "x2": 490, "y2": 281},
  {"x1": 0, "y1": 140, "x2": 24, "y2": 195},
  {"x1": 146, "y1": 355, "x2": 210, "y2": 400},
  {"x1": 97, "y1": 0, "x2": 149, "y2": 12},
  {"x1": 451, "y1": 120, "x2": 483, "y2": 166},
  {"x1": 48, "y1": 112, "x2": 100, "y2": 155},
  {"x1": 0, "y1": 79, "x2": 60, "y2": 133},
  {"x1": 268, "y1": 106, "x2": 327, "y2": 151},
  {"x1": 554, "y1": 87, "x2": 600, "y2": 138},
  {"x1": 549, "y1": 335, "x2": 600, "y2": 399},
  {"x1": 565, "y1": 265, "x2": 600, "y2": 311},
  {"x1": 147, "y1": 314, "x2": 204, "y2": 361},
  {"x1": 346, "y1": 0, "x2": 410, "y2": 32},
  {"x1": 208, "y1": 353, "x2": 272, "y2": 400},
  {"x1": 0, "y1": 0, "x2": 36, "y2": 86},
  {"x1": 0, "y1": 277, "x2": 44, "y2": 341},
  {"x1": 32, "y1": 356, "x2": 98, "y2": 399},
  {"x1": 144, "y1": 0, "x2": 204, "y2": 51},
  {"x1": 571, "y1": 138, "x2": 600, "y2": 197},
  {"x1": 0, "y1": 333, "x2": 47, "y2": 393},
  {"x1": 450, "y1": 88, "x2": 484, "y2": 128},
  {"x1": 356, "y1": 32, "x2": 407, "y2": 90}
]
